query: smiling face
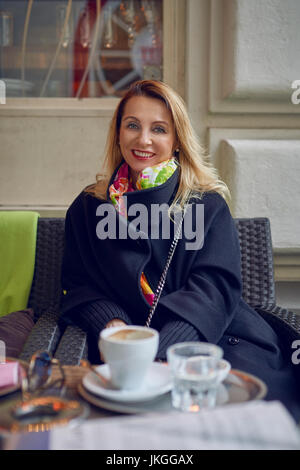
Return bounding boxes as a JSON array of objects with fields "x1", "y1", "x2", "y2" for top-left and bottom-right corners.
[{"x1": 119, "y1": 95, "x2": 176, "y2": 186}]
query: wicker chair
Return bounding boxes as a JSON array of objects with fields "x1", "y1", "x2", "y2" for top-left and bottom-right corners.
[
  {"x1": 19, "y1": 217, "x2": 300, "y2": 365},
  {"x1": 19, "y1": 218, "x2": 88, "y2": 365}
]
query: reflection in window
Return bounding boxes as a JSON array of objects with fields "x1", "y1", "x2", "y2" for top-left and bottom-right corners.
[{"x1": 0, "y1": 0, "x2": 163, "y2": 98}]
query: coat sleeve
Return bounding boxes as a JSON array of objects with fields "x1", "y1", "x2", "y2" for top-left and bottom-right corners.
[
  {"x1": 155, "y1": 194, "x2": 242, "y2": 344},
  {"x1": 155, "y1": 319, "x2": 202, "y2": 360},
  {"x1": 61, "y1": 197, "x2": 132, "y2": 332}
]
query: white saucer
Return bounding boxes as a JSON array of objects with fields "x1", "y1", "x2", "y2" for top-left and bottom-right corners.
[{"x1": 82, "y1": 362, "x2": 172, "y2": 403}]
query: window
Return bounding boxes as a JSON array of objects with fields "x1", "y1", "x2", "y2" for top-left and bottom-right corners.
[{"x1": 0, "y1": 0, "x2": 163, "y2": 98}]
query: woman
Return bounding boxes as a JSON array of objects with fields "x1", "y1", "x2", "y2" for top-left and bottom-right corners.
[{"x1": 61, "y1": 80, "x2": 300, "y2": 420}]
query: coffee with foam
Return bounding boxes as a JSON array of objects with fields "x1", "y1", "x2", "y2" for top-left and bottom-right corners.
[
  {"x1": 99, "y1": 325, "x2": 159, "y2": 389},
  {"x1": 108, "y1": 329, "x2": 154, "y2": 341}
]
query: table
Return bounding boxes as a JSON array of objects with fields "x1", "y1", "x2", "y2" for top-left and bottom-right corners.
[
  {"x1": 1, "y1": 365, "x2": 300, "y2": 450},
  {"x1": 51, "y1": 364, "x2": 114, "y2": 419},
  {"x1": 0, "y1": 365, "x2": 113, "y2": 435}
]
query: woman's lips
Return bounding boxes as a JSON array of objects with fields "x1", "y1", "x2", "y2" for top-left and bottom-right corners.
[{"x1": 132, "y1": 149, "x2": 155, "y2": 160}]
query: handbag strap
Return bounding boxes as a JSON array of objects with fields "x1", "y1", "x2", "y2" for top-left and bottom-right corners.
[{"x1": 145, "y1": 209, "x2": 185, "y2": 327}]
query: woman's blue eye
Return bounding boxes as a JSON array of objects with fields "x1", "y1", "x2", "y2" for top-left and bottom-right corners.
[
  {"x1": 153, "y1": 126, "x2": 166, "y2": 133},
  {"x1": 127, "y1": 122, "x2": 139, "y2": 129},
  {"x1": 125, "y1": 123, "x2": 166, "y2": 133}
]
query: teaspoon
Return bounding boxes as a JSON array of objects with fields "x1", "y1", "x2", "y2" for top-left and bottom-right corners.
[{"x1": 80, "y1": 360, "x2": 112, "y2": 388}]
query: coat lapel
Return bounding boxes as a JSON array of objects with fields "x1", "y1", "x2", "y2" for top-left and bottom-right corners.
[{"x1": 83, "y1": 166, "x2": 180, "y2": 321}]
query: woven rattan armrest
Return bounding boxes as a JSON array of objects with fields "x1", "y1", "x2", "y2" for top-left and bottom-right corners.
[
  {"x1": 255, "y1": 304, "x2": 300, "y2": 363},
  {"x1": 256, "y1": 304, "x2": 300, "y2": 337},
  {"x1": 267, "y1": 305, "x2": 300, "y2": 336},
  {"x1": 54, "y1": 324, "x2": 88, "y2": 365},
  {"x1": 18, "y1": 308, "x2": 62, "y2": 362}
]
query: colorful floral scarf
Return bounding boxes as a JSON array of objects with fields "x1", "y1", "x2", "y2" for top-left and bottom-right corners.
[{"x1": 109, "y1": 158, "x2": 178, "y2": 305}]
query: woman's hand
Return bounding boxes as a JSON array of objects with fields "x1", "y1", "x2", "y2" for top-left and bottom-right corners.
[
  {"x1": 100, "y1": 319, "x2": 127, "y2": 362},
  {"x1": 105, "y1": 319, "x2": 127, "y2": 329}
]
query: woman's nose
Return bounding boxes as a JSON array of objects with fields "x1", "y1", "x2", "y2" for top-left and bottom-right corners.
[{"x1": 137, "y1": 129, "x2": 152, "y2": 146}]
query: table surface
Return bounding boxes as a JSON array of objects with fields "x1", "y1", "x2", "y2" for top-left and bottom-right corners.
[
  {"x1": 2, "y1": 364, "x2": 300, "y2": 451},
  {"x1": 0, "y1": 362, "x2": 273, "y2": 436},
  {"x1": 0, "y1": 365, "x2": 116, "y2": 435},
  {"x1": 52, "y1": 365, "x2": 113, "y2": 417}
]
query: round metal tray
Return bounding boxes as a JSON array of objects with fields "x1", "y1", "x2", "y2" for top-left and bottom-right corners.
[{"x1": 78, "y1": 369, "x2": 267, "y2": 415}]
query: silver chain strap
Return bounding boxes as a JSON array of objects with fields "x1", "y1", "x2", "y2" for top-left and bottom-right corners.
[{"x1": 145, "y1": 209, "x2": 185, "y2": 327}]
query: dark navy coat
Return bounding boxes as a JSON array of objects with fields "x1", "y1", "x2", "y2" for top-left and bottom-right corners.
[{"x1": 61, "y1": 166, "x2": 300, "y2": 420}]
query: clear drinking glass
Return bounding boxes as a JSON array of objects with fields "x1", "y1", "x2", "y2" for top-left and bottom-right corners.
[{"x1": 167, "y1": 342, "x2": 223, "y2": 412}]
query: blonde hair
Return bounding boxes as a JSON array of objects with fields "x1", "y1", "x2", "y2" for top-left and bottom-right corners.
[{"x1": 85, "y1": 80, "x2": 229, "y2": 210}]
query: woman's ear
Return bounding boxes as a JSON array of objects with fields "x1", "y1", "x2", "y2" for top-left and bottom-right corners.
[
  {"x1": 173, "y1": 137, "x2": 180, "y2": 154},
  {"x1": 173, "y1": 145, "x2": 180, "y2": 157}
]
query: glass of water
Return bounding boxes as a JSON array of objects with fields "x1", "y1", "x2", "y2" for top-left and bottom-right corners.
[{"x1": 167, "y1": 342, "x2": 223, "y2": 412}]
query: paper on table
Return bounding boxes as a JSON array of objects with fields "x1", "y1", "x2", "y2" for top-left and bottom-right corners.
[{"x1": 49, "y1": 400, "x2": 300, "y2": 450}]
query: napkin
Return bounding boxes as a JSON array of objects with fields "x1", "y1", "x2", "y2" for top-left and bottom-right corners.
[{"x1": 0, "y1": 361, "x2": 20, "y2": 388}]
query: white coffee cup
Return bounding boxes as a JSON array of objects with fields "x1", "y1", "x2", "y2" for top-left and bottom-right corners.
[{"x1": 99, "y1": 325, "x2": 159, "y2": 390}]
